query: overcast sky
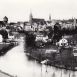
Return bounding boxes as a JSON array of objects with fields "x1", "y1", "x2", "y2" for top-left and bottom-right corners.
[{"x1": 0, "y1": 0, "x2": 77, "y2": 22}]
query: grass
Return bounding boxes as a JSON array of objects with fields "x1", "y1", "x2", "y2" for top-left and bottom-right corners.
[
  {"x1": 0, "y1": 43, "x2": 10, "y2": 50},
  {"x1": 25, "y1": 32, "x2": 77, "y2": 70},
  {"x1": 0, "y1": 42, "x2": 15, "y2": 56},
  {"x1": 26, "y1": 44, "x2": 58, "y2": 62}
]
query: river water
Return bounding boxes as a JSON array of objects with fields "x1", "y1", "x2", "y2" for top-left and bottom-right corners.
[{"x1": 0, "y1": 34, "x2": 76, "y2": 77}]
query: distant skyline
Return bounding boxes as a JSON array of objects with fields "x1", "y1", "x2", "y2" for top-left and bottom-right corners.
[{"x1": 0, "y1": 0, "x2": 77, "y2": 22}]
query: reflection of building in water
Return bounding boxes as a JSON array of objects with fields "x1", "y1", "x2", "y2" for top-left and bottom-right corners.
[{"x1": 52, "y1": 73, "x2": 55, "y2": 77}]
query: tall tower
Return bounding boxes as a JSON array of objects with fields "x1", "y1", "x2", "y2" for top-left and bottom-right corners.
[
  {"x1": 49, "y1": 14, "x2": 51, "y2": 21},
  {"x1": 3, "y1": 16, "x2": 8, "y2": 25},
  {"x1": 29, "y1": 11, "x2": 33, "y2": 26},
  {"x1": 73, "y1": 18, "x2": 76, "y2": 27}
]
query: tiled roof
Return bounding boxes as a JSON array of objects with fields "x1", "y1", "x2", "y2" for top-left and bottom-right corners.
[{"x1": 32, "y1": 18, "x2": 46, "y2": 24}]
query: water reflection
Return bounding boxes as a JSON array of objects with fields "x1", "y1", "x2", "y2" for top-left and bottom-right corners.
[{"x1": 0, "y1": 35, "x2": 76, "y2": 77}]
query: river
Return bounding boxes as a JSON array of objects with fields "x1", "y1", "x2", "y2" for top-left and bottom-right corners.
[{"x1": 0, "y1": 34, "x2": 76, "y2": 77}]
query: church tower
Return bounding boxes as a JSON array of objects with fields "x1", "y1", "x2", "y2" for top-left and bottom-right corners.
[
  {"x1": 73, "y1": 18, "x2": 76, "y2": 27},
  {"x1": 29, "y1": 11, "x2": 33, "y2": 26},
  {"x1": 3, "y1": 16, "x2": 8, "y2": 25},
  {"x1": 49, "y1": 14, "x2": 51, "y2": 21}
]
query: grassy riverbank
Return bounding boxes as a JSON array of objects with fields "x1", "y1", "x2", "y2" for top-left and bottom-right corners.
[
  {"x1": 25, "y1": 43, "x2": 77, "y2": 71},
  {"x1": 0, "y1": 43, "x2": 16, "y2": 77},
  {"x1": 26, "y1": 44, "x2": 58, "y2": 62},
  {"x1": 0, "y1": 42, "x2": 17, "y2": 56}
]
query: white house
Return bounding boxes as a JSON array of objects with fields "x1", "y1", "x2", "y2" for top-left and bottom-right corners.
[
  {"x1": 56, "y1": 38, "x2": 68, "y2": 47},
  {"x1": 0, "y1": 34, "x2": 3, "y2": 42}
]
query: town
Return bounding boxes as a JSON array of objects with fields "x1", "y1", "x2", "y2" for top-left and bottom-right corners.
[{"x1": 0, "y1": 13, "x2": 77, "y2": 77}]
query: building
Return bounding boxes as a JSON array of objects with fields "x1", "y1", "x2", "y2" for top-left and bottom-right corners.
[
  {"x1": 25, "y1": 22, "x2": 34, "y2": 31},
  {"x1": 0, "y1": 21, "x2": 5, "y2": 28},
  {"x1": 29, "y1": 12, "x2": 46, "y2": 31},
  {"x1": 73, "y1": 47, "x2": 77, "y2": 62},
  {"x1": 29, "y1": 12, "x2": 46, "y2": 25},
  {"x1": 0, "y1": 34, "x2": 3, "y2": 42},
  {"x1": 3, "y1": 16, "x2": 8, "y2": 25},
  {"x1": 46, "y1": 14, "x2": 52, "y2": 26},
  {"x1": 49, "y1": 14, "x2": 51, "y2": 21},
  {"x1": 17, "y1": 22, "x2": 25, "y2": 29},
  {"x1": 0, "y1": 16, "x2": 8, "y2": 28},
  {"x1": 61, "y1": 18, "x2": 77, "y2": 29}
]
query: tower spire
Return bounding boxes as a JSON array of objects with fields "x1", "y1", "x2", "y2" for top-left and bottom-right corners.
[
  {"x1": 29, "y1": 9, "x2": 33, "y2": 26},
  {"x1": 74, "y1": 17, "x2": 76, "y2": 27},
  {"x1": 30, "y1": 9, "x2": 33, "y2": 19},
  {"x1": 49, "y1": 14, "x2": 51, "y2": 21}
]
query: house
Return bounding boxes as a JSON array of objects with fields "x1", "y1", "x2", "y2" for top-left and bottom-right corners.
[
  {"x1": 0, "y1": 16, "x2": 8, "y2": 28},
  {"x1": 8, "y1": 31, "x2": 14, "y2": 39},
  {"x1": 17, "y1": 22, "x2": 25, "y2": 29},
  {"x1": 56, "y1": 38, "x2": 68, "y2": 46},
  {"x1": 9, "y1": 22, "x2": 17, "y2": 26},
  {"x1": 0, "y1": 29, "x2": 8, "y2": 41},
  {"x1": 24, "y1": 22, "x2": 34, "y2": 31},
  {"x1": 0, "y1": 34, "x2": 3, "y2": 42},
  {"x1": 0, "y1": 21, "x2": 5, "y2": 28},
  {"x1": 73, "y1": 47, "x2": 77, "y2": 62},
  {"x1": 62, "y1": 22, "x2": 74, "y2": 29},
  {"x1": 61, "y1": 18, "x2": 77, "y2": 29},
  {"x1": 46, "y1": 21, "x2": 51, "y2": 26}
]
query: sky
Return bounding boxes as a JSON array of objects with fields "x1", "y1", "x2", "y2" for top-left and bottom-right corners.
[{"x1": 0, "y1": 0, "x2": 77, "y2": 22}]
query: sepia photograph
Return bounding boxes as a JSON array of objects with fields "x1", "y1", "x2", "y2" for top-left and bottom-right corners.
[{"x1": 0, "y1": 0, "x2": 77, "y2": 77}]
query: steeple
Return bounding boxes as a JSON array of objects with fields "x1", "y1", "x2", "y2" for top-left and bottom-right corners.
[
  {"x1": 29, "y1": 9, "x2": 33, "y2": 21},
  {"x1": 29, "y1": 10, "x2": 33, "y2": 26},
  {"x1": 73, "y1": 18, "x2": 76, "y2": 27},
  {"x1": 49, "y1": 14, "x2": 51, "y2": 21}
]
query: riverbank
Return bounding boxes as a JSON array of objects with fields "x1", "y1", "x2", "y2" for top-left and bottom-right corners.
[
  {"x1": 0, "y1": 34, "x2": 77, "y2": 77},
  {"x1": 0, "y1": 41, "x2": 18, "y2": 56},
  {"x1": 0, "y1": 70, "x2": 14, "y2": 77},
  {"x1": 0, "y1": 33, "x2": 25, "y2": 77},
  {"x1": 26, "y1": 44, "x2": 57, "y2": 61},
  {"x1": 25, "y1": 44, "x2": 77, "y2": 71}
]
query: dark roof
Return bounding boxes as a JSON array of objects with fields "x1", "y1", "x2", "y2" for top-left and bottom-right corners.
[
  {"x1": 24, "y1": 21, "x2": 29, "y2": 23},
  {"x1": 9, "y1": 22, "x2": 17, "y2": 25},
  {"x1": 0, "y1": 21, "x2": 5, "y2": 25},
  {"x1": 54, "y1": 22, "x2": 60, "y2": 26},
  {"x1": 61, "y1": 19, "x2": 77, "y2": 23},
  {"x1": 32, "y1": 18, "x2": 45, "y2": 22},
  {"x1": 3, "y1": 16, "x2": 8, "y2": 20},
  {"x1": 6, "y1": 26, "x2": 11, "y2": 29},
  {"x1": 17, "y1": 22, "x2": 24, "y2": 24},
  {"x1": 32, "y1": 18, "x2": 46, "y2": 25},
  {"x1": 46, "y1": 21, "x2": 51, "y2": 23},
  {"x1": 24, "y1": 22, "x2": 29, "y2": 25}
]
